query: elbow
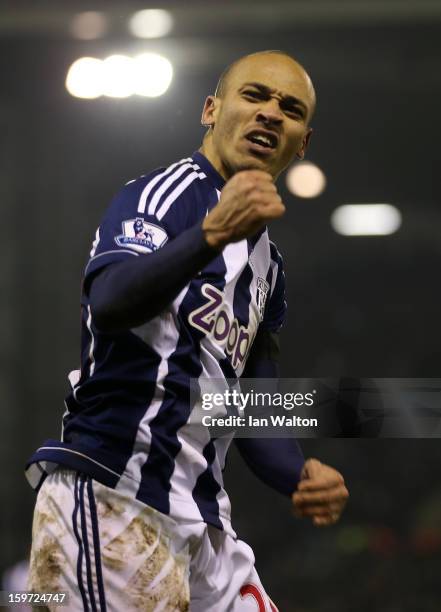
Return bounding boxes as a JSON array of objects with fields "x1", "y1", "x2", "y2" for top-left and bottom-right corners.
[
  {"x1": 87, "y1": 270, "x2": 125, "y2": 333},
  {"x1": 89, "y1": 297, "x2": 157, "y2": 333},
  {"x1": 88, "y1": 282, "x2": 123, "y2": 333},
  {"x1": 89, "y1": 300, "x2": 118, "y2": 334},
  {"x1": 87, "y1": 268, "x2": 162, "y2": 333}
]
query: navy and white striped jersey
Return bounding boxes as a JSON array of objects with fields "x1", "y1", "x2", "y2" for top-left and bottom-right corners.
[{"x1": 26, "y1": 152, "x2": 287, "y2": 535}]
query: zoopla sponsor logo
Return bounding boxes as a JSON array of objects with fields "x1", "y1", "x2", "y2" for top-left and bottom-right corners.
[{"x1": 189, "y1": 284, "x2": 252, "y2": 369}]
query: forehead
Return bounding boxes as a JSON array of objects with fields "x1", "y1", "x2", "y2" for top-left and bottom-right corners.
[{"x1": 227, "y1": 54, "x2": 312, "y2": 100}]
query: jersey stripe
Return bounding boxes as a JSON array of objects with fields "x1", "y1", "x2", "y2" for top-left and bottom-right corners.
[
  {"x1": 90, "y1": 228, "x2": 100, "y2": 258},
  {"x1": 86, "y1": 306, "x2": 97, "y2": 377},
  {"x1": 115, "y1": 287, "x2": 188, "y2": 499},
  {"x1": 137, "y1": 246, "x2": 228, "y2": 517},
  {"x1": 190, "y1": 239, "x2": 248, "y2": 526},
  {"x1": 148, "y1": 163, "x2": 195, "y2": 216},
  {"x1": 156, "y1": 171, "x2": 202, "y2": 221},
  {"x1": 269, "y1": 241, "x2": 282, "y2": 294},
  {"x1": 137, "y1": 158, "x2": 192, "y2": 214},
  {"x1": 191, "y1": 440, "x2": 223, "y2": 529},
  {"x1": 84, "y1": 306, "x2": 95, "y2": 378},
  {"x1": 148, "y1": 163, "x2": 206, "y2": 219}
]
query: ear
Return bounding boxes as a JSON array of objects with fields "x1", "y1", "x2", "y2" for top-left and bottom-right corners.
[
  {"x1": 296, "y1": 128, "x2": 313, "y2": 160},
  {"x1": 201, "y1": 95, "x2": 219, "y2": 128}
]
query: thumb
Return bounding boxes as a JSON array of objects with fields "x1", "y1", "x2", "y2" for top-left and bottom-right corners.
[{"x1": 301, "y1": 458, "x2": 322, "y2": 480}]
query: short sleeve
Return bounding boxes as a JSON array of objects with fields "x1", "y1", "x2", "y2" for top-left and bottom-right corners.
[
  {"x1": 84, "y1": 168, "x2": 178, "y2": 283},
  {"x1": 260, "y1": 243, "x2": 287, "y2": 332}
]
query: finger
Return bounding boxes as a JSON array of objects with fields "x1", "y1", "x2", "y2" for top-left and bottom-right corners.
[
  {"x1": 297, "y1": 478, "x2": 344, "y2": 493},
  {"x1": 237, "y1": 169, "x2": 274, "y2": 181},
  {"x1": 293, "y1": 503, "x2": 344, "y2": 518},
  {"x1": 233, "y1": 171, "x2": 274, "y2": 190},
  {"x1": 248, "y1": 187, "x2": 280, "y2": 204},
  {"x1": 297, "y1": 472, "x2": 345, "y2": 492},
  {"x1": 248, "y1": 175, "x2": 277, "y2": 188},
  {"x1": 293, "y1": 485, "x2": 349, "y2": 506},
  {"x1": 300, "y1": 458, "x2": 323, "y2": 479},
  {"x1": 312, "y1": 514, "x2": 339, "y2": 527},
  {"x1": 252, "y1": 183, "x2": 278, "y2": 196},
  {"x1": 256, "y1": 197, "x2": 285, "y2": 212},
  {"x1": 264, "y1": 201, "x2": 286, "y2": 215}
]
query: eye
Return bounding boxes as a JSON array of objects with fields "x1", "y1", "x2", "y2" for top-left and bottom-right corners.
[
  {"x1": 283, "y1": 105, "x2": 304, "y2": 119},
  {"x1": 242, "y1": 90, "x2": 263, "y2": 100}
]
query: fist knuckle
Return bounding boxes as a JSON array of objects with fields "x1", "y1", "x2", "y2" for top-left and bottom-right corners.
[
  {"x1": 248, "y1": 183, "x2": 264, "y2": 198},
  {"x1": 251, "y1": 188, "x2": 265, "y2": 201},
  {"x1": 240, "y1": 179, "x2": 253, "y2": 193}
]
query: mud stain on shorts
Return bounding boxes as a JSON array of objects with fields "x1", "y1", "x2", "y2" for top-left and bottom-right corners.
[
  {"x1": 29, "y1": 535, "x2": 62, "y2": 594},
  {"x1": 128, "y1": 548, "x2": 190, "y2": 611},
  {"x1": 102, "y1": 509, "x2": 190, "y2": 610},
  {"x1": 33, "y1": 510, "x2": 55, "y2": 537},
  {"x1": 95, "y1": 488, "x2": 126, "y2": 521},
  {"x1": 102, "y1": 514, "x2": 158, "y2": 571}
]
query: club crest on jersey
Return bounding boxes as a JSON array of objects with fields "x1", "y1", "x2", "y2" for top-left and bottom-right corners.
[
  {"x1": 256, "y1": 277, "x2": 270, "y2": 319},
  {"x1": 115, "y1": 218, "x2": 168, "y2": 253}
]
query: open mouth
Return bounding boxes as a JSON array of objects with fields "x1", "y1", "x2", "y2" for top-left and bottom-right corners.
[{"x1": 245, "y1": 129, "x2": 278, "y2": 153}]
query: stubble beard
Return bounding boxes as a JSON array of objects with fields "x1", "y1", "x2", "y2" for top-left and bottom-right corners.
[{"x1": 222, "y1": 142, "x2": 273, "y2": 178}]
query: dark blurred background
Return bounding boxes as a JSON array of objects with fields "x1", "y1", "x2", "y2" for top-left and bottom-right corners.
[{"x1": 1, "y1": 1, "x2": 441, "y2": 610}]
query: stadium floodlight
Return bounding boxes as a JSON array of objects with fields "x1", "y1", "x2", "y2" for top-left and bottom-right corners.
[
  {"x1": 66, "y1": 53, "x2": 173, "y2": 99},
  {"x1": 101, "y1": 55, "x2": 135, "y2": 98},
  {"x1": 331, "y1": 204, "x2": 402, "y2": 236},
  {"x1": 132, "y1": 53, "x2": 173, "y2": 97},
  {"x1": 65, "y1": 57, "x2": 104, "y2": 99},
  {"x1": 129, "y1": 9, "x2": 174, "y2": 39},
  {"x1": 286, "y1": 161, "x2": 326, "y2": 198}
]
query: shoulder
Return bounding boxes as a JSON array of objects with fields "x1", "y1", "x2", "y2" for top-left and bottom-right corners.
[{"x1": 112, "y1": 157, "x2": 209, "y2": 226}]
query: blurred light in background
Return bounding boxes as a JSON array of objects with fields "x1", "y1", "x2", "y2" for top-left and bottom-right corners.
[
  {"x1": 336, "y1": 525, "x2": 369, "y2": 554},
  {"x1": 70, "y1": 12, "x2": 108, "y2": 40},
  {"x1": 102, "y1": 55, "x2": 134, "y2": 98},
  {"x1": 129, "y1": 9, "x2": 174, "y2": 39},
  {"x1": 286, "y1": 161, "x2": 326, "y2": 198},
  {"x1": 65, "y1": 54, "x2": 173, "y2": 99},
  {"x1": 331, "y1": 204, "x2": 402, "y2": 236},
  {"x1": 132, "y1": 53, "x2": 173, "y2": 97},
  {"x1": 65, "y1": 57, "x2": 104, "y2": 99}
]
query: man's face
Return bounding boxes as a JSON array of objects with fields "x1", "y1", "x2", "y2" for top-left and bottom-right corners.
[{"x1": 202, "y1": 54, "x2": 314, "y2": 181}]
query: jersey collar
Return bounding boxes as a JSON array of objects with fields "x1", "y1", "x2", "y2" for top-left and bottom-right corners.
[{"x1": 192, "y1": 151, "x2": 225, "y2": 191}]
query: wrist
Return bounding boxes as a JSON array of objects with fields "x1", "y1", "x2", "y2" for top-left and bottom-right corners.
[{"x1": 202, "y1": 219, "x2": 229, "y2": 251}]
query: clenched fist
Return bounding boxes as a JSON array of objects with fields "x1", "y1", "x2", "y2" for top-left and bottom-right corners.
[
  {"x1": 292, "y1": 458, "x2": 349, "y2": 527},
  {"x1": 202, "y1": 170, "x2": 285, "y2": 250}
]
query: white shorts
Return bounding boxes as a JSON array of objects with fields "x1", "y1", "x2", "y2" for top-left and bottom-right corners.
[{"x1": 28, "y1": 469, "x2": 278, "y2": 611}]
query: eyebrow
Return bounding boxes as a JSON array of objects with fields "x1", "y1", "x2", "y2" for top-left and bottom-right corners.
[{"x1": 240, "y1": 82, "x2": 308, "y2": 115}]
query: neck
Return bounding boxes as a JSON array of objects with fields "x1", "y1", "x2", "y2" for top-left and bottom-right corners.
[
  {"x1": 200, "y1": 132, "x2": 280, "y2": 183},
  {"x1": 199, "y1": 133, "x2": 230, "y2": 181}
]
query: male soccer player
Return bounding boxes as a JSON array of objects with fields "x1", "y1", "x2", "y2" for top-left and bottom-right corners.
[{"x1": 26, "y1": 50, "x2": 349, "y2": 611}]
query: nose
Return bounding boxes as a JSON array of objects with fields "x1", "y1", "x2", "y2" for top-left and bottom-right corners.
[{"x1": 256, "y1": 98, "x2": 283, "y2": 126}]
